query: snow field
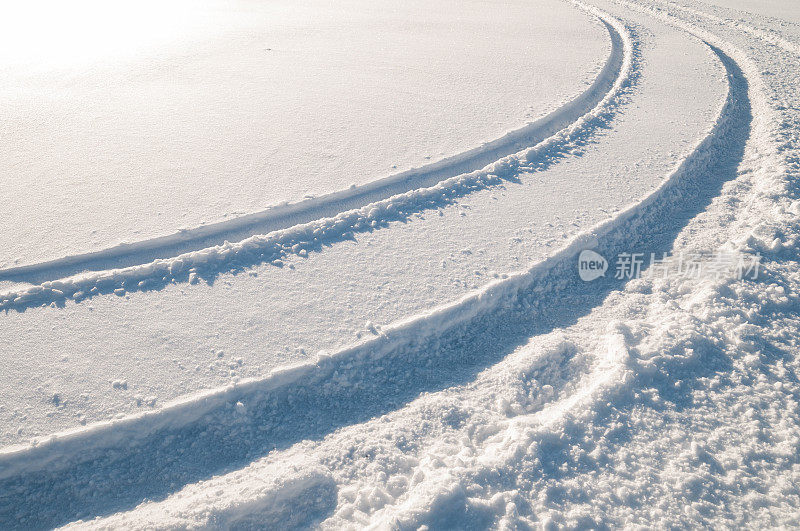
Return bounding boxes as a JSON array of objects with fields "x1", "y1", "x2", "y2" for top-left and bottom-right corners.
[
  {"x1": 76, "y1": 0, "x2": 800, "y2": 524},
  {"x1": 0, "y1": 1, "x2": 728, "y2": 452},
  {"x1": 3, "y1": 0, "x2": 800, "y2": 527},
  {"x1": 0, "y1": 0, "x2": 609, "y2": 269}
]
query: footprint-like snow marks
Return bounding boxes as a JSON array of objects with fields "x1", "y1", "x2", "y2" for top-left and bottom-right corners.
[
  {"x1": 0, "y1": 32, "x2": 749, "y2": 529},
  {"x1": 71, "y1": 333, "x2": 595, "y2": 530},
  {"x1": 0, "y1": 5, "x2": 625, "y2": 288}
]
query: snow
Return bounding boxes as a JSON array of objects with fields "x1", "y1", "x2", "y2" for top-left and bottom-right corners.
[
  {"x1": 3, "y1": 0, "x2": 800, "y2": 528},
  {"x1": 0, "y1": 0, "x2": 608, "y2": 269},
  {"x1": 0, "y1": 1, "x2": 729, "y2": 447}
]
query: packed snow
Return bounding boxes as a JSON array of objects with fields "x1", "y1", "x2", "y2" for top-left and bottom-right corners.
[{"x1": 2, "y1": 0, "x2": 800, "y2": 528}]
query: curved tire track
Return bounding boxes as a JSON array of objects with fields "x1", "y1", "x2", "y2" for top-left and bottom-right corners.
[
  {"x1": 0, "y1": 4, "x2": 625, "y2": 284},
  {"x1": 658, "y1": 0, "x2": 800, "y2": 56},
  {"x1": 0, "y1": 21, "x2": 751, "y2": 528},
  {"x1": 0, "y1": 6, "x2": 636, "y2": 312}
]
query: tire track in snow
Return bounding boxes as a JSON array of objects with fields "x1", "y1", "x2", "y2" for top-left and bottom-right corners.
[
  {"x1": 72, "y1": 3, "x2": 789, "y2": 525},
  {"x1": 0, "y1": 4, "x2": 624, "y2": 285},
  {"x1": 0, "y1": 23, "x2": 752, "y2": 528},
  {"x1": 658, "y1": 0, "x2": 800, "y2": 56},
  {"x1": 378, "y1": 2, "x2": 797, "y2": 526},
  {"x1": 0, "y1": 5, "x2": 635, "y2": 312},
  {"x1": 80, "y1": 332, "x2": 597, "y2": 530}
]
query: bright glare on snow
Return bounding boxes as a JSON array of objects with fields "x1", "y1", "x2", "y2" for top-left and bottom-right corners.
[{"x1": 0, "y1": 0, "x2": 207, "y2": 69}]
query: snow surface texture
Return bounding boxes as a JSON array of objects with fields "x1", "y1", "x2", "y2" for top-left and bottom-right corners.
[
  {"x1": 0, "y1": 0, "x2": 608, "y2": 269},
  {"x1": 0, "y1": 0, "x2": 727, "y2": 445},
  {"x1": 3, "y1": 0, "x2": 800, "y2": 528}
]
